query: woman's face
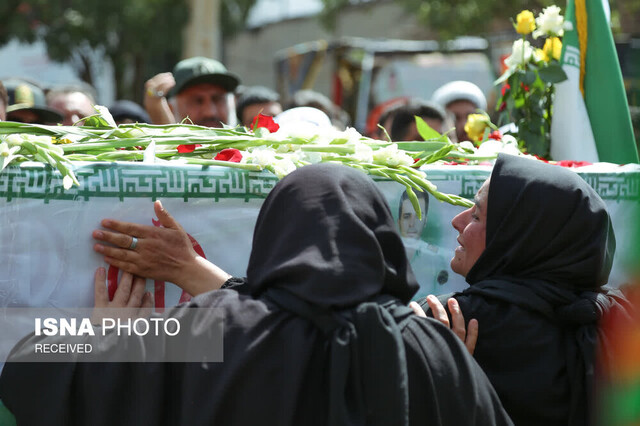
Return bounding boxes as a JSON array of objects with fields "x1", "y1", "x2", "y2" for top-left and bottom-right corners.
[{"x1": 450, "y1": 179, "x2": 489, "y2": 277}]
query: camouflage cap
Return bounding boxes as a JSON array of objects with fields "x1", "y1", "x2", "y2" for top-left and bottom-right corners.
[
  {"x1": 168, "y1": 57, "x2": 240, "y2": 97},
  {"x1": 4, "y1": 78, "x2": 63, "y2": 123}
]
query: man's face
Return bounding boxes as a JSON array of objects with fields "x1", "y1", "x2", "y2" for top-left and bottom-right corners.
[
  {"x1": 450, "y1": 179, "x2": 489, "y2": 277},
  {"x1": 174, "y1": 83, "x2": 229, "y2": 128},
  {"x1": 398, "y1": 198, "x2": 427, "y2": 239},
  {"x1": 446, "y1": 100, "x2": 477, "y2": 142},
  {"x1": 241, "y1": 101, "x2": 282, "y2": 128},
  {"x1": 48, "y1": 92, "x2": 94, "y2": 125},
  {"x1": 402, "y1": 116, "x2": 443, "y2": 141}
]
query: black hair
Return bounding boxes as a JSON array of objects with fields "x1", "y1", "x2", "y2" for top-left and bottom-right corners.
[
  {"x1": 236, "y1": 86, "x2": 280, "y2": 123},
  {"x1": 287, "y1": 89, "x2": 351, "y2": 129},
  {"x1": 398, "y1": 189, "x2": 429, "y2": 219},
  {"x1": 390, "y1": 99, "x2": 447, "y2": 141}
]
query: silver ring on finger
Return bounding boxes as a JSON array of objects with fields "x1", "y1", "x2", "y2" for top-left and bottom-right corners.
[{"x1": 129, "y1": 236, "x2": 138, "y2": 250}]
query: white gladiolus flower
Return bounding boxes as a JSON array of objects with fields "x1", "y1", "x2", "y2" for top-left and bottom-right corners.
[
  {"x1": 477, "y1": 139, "x2": 522, "y2": 157},
  {"x1": 0, "y1": 142, "x2": 9, "y2": 157},
  {"x1": 505, "y1": 39, "x2": 534, "y2": 69},
  {"x1": 271, "y1": 158, "x2": 297, "y2": 179},
  {"x1": 341, "y1": 127, "x2": 364, "y2": 145},
  {"x1": 303, "y1": 152, "x2": 323, "y2": 164},
  {"x1": 62, "y1": 175, "x2": 74, "y2": 190},
  {"x1": 248, "y1": 147, "x2": 277, "y2": 167},
  {"x1": 458, "y1": 141, "x2": 476, "y2": 153},
  {"x1": 352, "y1": 143, "x2": 374, "y2": 163},
  {"x1": 6, "y1": 134, "x2": 24, "y2": 146},
  {"x1": 533, "y1": 6, "x2": 571, "y2": 39},
  {"x1": 372, "y1": 145, "x2": 414, "y2": 167}
]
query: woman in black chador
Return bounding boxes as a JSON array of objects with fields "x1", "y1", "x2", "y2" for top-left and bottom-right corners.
[
  {"x1": 420, "y1": 154, "x2": 631, "y2": 426},
  {"x1": 0, "y1": 163, "x2": 512, "y2": 426}
]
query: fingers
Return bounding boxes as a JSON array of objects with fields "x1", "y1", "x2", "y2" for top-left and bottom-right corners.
[
  {"x1": 154, "y1": 200, "x2": 181, "y2": 230},
  {"x1": 448, "y1": 298, "x2": 467, "y2": 342},
  {"x1": 466, "y1": 319, "x2": 479, "y2": 355},
  {"x1": 138, "y1": 292, "x2": 154, "y2": 318},
  {"x1": 94, "y1": 242, "x2": 139, "y2": 263},
  {"x1": 94, "y1": 267, "x2": 108, "y2": 308},
  {"x1": 93, "y1": 229, "x2": 138, "y2": 249},
  {"x1": 101, "y1": 256, "x2": 141, "y2": 277},
  {"x1": 99, "y1": 219, "x2": 150, "y2": 238},
  {"x1": 426, "y1": 295, "x2": 449, "y2": 328},
  {"x1": 112, "y1": 271, "x2": 134, "y2": 306},
  {"x1": 409, "y1": 301, "x2": 427, "y2": 317},
  {"x1": 127, "y1": 275, "x2": 147, "y2": 308}
]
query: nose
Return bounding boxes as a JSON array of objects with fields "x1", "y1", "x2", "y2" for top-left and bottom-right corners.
[
  {"x1": 204, "y1": 99, "x2": 219, "y2": 116},
  {"x1": 451, "y1": 208, "x2": 471, "y2": 233}
]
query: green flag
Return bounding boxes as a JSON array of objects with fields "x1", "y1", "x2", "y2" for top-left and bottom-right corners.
[{"x1": 551, "y1": 0, "x2": 639, "y2": 164}]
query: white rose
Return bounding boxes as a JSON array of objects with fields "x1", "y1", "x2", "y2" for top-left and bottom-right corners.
[
  {"x1": 505, "y1": 39, "x2": 534, "y2": 69},
  {"x1": 533, "y1": 6, "x2": 571, "y2": 39}
]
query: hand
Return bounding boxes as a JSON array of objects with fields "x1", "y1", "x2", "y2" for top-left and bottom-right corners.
[
  {"x1": 92, "y1": 200, "x2": 231, "y2": 296},
  {"x1": 144, "y1": 72, "x2": 177, "y2": 124},
  {"x1": 425, "y1": 295, "x2": 478, "y2": 355},
  {"x1": 91, "y1": 267, "x2": 153, "y2": 324}
]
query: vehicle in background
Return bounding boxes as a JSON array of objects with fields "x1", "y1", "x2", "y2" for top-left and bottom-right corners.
[{"x1": 274, "y1": 36, "x2": 498, "y2": 134}]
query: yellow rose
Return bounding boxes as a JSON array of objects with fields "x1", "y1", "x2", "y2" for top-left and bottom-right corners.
[
  {"x1": 464, "y1": 114, "x2": 489, "y2": 143},
  {"x1": 542, "y1": 37, "x2": 562, "y2": 61},
  {"x1": 534, "y1": 48, "x2": 546, "y2": 62},
  {"x1": 515, "y1": 10, "x2": 536, "y2": 35}
]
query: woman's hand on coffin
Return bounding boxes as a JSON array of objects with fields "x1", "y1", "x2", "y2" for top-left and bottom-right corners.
[
  {"x1": 92, "y1": 200, "x2": 231, "y2": 296},
  {"x1": 91, "y1": 267, "x2": 153, "y2": 323}
]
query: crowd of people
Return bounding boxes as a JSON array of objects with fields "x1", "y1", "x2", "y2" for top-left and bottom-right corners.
[
  {"x1": 0, "y1": 55, "x2": 635, "y2": 426},
  {"x1": 0, "y1": 55, "x2": 487, "y2": 144}
]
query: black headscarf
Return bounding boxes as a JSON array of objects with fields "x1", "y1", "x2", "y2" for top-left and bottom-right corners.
[
  {"x1": 467, "y1": 153, "x2": 615, "y2": 288},
  {"x1": 246, "y1": 163, "x2": 419, "y2": 426},
  {"x1": 247, "y1": 162, "x2": 418, "y2": 305},
  {"x1": 1, "y1": 163, "x2": 511, "y2": 426},
  {"x1": 424, "y1": 154, "x2": 630, "y2": 426}
]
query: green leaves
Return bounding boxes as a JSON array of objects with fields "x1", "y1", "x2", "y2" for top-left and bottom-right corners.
[
  {"x1": 538, "y1": 62, "x2": 568, "y2": 84},
  {"x1": 415, "y1": 116, "x2": 445, "y2": 141}
]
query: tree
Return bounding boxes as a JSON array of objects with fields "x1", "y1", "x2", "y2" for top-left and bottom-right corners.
[
  {"x1": 2, "y1": 0, "x2": 258, "y2": 103},
  {"x1": 2, "y1": 0, "x2": 191, "y2": 102},
  {"x1": 317, "y1": 0, "x2": 639, "y2": 39}
]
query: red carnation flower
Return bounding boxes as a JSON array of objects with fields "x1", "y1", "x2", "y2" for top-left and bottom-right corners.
[
  {"x1": 556, "y1": 160, "x2": 592, "y2": 168},
  {"x1": 215, "y1": 148, "x2": 243, "y2": 163},
  {"x1": 488, "y1": 130, "x2": 502, "y2": 141},
  {"x1": 177, "y1": 144, "x2": 202, "y2": 154},
  {"x1": 252, "y1": 114, "x2": 280, "y2": 133}
]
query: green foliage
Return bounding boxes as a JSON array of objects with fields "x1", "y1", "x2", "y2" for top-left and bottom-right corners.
[
  {"x1": 318, "y1": 0, "x2": 557, "y2": 37},
  {"x1": 2, "y1": 0, "x2": 190, "y2": 100},
  {"x1": 495, "y1": 47, "x2": 567, "y2": 159},
  {"x1": 222, "y1": 0, "x2": 260, "y2": 37}
]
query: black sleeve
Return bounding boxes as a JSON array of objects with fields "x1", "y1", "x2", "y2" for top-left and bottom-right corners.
[
  {"x1": 220, "y1": 276, "x2": 248, "y2": 291},
  {"x1": 402, "y1": 317, "x2": 513, "y2": 426}
]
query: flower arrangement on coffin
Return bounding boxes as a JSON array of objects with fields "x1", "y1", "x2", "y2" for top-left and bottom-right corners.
[
  {"x1": 494, "y1": 5, "x2": 572, "y2": 159},
  {"x1": 0, "y1": 107, "x2": 534, "y2": 218}
]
